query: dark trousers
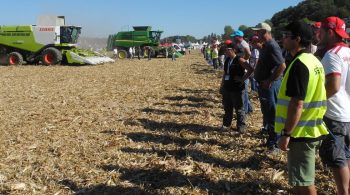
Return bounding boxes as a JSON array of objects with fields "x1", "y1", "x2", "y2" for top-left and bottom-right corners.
[
  {"x1": 257, "y1": 79, "x2": 281, "y2": 147},
  {"x1": 222, "y1": 88, "x2": 246, "y2": 129}
]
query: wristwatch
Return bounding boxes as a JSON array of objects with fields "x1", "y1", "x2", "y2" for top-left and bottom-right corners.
[{"x1": 281, "y1": 129, "x2": 291, "y2": 137}]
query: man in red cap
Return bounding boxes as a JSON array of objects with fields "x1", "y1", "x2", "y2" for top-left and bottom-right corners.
[
  {"x1": 219, "y1": 44, "x2": 253, "y2": 133},
  {"x1": 318, "y1": 16, "x2": 350, "y2": 195}
]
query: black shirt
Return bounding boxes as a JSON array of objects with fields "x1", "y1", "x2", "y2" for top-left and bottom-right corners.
[
  {"x1": 285, "y1": 50, "x2": 309, "y2": 100},
  {"x1": 223, "y1": 56, "x2": 245, "y2": 91}
]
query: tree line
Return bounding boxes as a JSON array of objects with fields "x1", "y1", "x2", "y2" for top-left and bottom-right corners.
[{"x1": 161, "y1": 0, "x2": 350, "y2": 43}]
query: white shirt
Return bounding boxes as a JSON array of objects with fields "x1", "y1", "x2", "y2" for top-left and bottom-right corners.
[
  {"x1": 249, "y1": 48, "x2": 259, "y2": 68},
  {"x1": 237, "y1": 40, "x2": 250, "y2": 55},
  {"x1": 321, "y1": 44, "x2": 350, "y2": 122},
  {"x1": 237, "y1": 40, "x2": 250, "y2": 64},
  {"x1": 309, "y1": 44, "x2": 317, "y2": 54}
]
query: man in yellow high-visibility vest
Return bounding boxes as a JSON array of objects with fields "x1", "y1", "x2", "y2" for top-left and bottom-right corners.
[{"x1": 276, "y1": 20, "x2": 328, "y2": 195}]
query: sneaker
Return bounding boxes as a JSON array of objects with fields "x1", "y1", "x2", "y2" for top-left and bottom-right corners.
[
  {"x1": 220, "y1": 125, "x2": 230, "y2": 131},
  {"x1": 259, "y1": 127, "x2": 268, "y2": 136},
  {"x1": 267, "y1": 145, "x2": 281, "y2": 155},
  {"x1": 237, "y1": 126, "x2": 247, "y2": 134}
]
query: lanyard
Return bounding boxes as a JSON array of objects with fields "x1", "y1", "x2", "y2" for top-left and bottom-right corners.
[{"x1": 226, "y1": 58, "x2": 234, "y2": 74}]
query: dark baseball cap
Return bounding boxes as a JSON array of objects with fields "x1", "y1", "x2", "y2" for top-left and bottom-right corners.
[
  {"x1": 285, "y1": 20, "x2": 313, "y2": 42},
  {"x1": 225, "y1": 43, "x2": 236, "y2": 50}
]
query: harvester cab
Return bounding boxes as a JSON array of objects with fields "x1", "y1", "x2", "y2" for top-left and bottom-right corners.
[
  {"x1": 0, "y1": 15, "x2": 114, "y2": 65},
  {"x1": 106, "y1": 26, "x2": 166, "y2": 59}
]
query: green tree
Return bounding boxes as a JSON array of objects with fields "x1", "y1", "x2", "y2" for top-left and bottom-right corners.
[
  {"x1": 238, "y1": 25, "x2": 248, "y2": 32},
  {"x1": 270, "y1": 0, "x2": 350, "y2": 39},
  {"x1": 222, "y1": 25, "x2": 234, "y2": 41}
]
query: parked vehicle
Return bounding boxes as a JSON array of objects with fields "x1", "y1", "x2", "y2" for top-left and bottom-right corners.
[
  {"x1": 107, "y1": 26, "x2": 166, "y2": 59},
  {"x1": 0, "y1": 15, "x2": 114, "y2": 65}
]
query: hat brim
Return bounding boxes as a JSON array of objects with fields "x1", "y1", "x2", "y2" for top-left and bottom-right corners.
[
  {"x1": 335, "y1": 29, "x2": 350, "y2": 39},
  {"x1": 251, "y1": 27, "x2": 263, "y2": 31}
]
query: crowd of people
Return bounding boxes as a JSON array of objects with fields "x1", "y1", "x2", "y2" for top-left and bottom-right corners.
[
  {"x1": 113, "y1": 45, "x2": 180, "y2": 60},
  {"x1": 203, "y1": 16, "x2": 350, "y2": 195}
]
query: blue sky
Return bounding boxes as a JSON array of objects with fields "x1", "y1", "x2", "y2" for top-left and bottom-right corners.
[{"x1": 0, "y1": 0, "x2": 303, "y2": 39}]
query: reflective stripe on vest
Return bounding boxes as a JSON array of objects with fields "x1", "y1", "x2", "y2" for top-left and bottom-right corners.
[
  {"x1": 277, "y1": 99, "x2": 327, "y2": 109},
  {"x1": 275, "y1": 117, "x2": 324, "y2": 127},
  {"x1": 275, "y1": 52, "x2": 328, "y2": 138}
]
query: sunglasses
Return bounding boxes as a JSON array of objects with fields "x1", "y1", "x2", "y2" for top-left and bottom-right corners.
[{"x1": 282, "y1": 32, "x2": 295, "y2": 39}]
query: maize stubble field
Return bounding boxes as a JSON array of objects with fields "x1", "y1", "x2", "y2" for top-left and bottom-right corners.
[{"x1": 0, "y1": 51, "x2": 336, "y2": 194}]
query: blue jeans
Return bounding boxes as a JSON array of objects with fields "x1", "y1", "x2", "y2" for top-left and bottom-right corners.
[
  {"x1": 249, "y1": 77, "x2": 258, "y2": 92},
  {"x1": 212, "y1": 58, "x2": 218, "y2": 69},
  {"x1": 244, "y1": 80, "x2": 253, "y2": 114},
  {"x1": 257, "y1": 79, "x2": 281, "y2": 148}
]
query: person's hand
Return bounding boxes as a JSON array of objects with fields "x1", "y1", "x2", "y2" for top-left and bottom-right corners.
[
  {"x1": 278, "y1": 136, "x2": 290, "y2": 151},
  {"x1": 261, "y1": 79, "x2": 272, "y2": 89},
  {"x1": 238, "y1": 57, "x2": 246, "y2": 65}
]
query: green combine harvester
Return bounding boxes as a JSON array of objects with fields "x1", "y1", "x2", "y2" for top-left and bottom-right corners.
[
  {"x1": 107, "y1": 26, "x2": 166, "y2": 59},
  {"x1": 0, "y1": 16, "x2": 114, "y2": 65}
]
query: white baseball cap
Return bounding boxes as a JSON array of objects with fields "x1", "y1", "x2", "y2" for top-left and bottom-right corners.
[{"x1": 251, "y1": 22, "x2": 272, "y2": 32}]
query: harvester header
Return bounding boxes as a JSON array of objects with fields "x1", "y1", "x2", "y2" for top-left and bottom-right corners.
[{"x1": 0, "y1": 15, "x2": 114, "y2": 65}]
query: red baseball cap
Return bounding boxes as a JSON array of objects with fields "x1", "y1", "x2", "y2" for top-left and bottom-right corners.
[
  {"x1": 224, "y1": 40, "x2": 232, "y2": 45},
  {"x1": 313, "y1": 22, "x2": 321, "y2": 29},
  {"x1": 321, "y1": 16, "x2": 350, "y2": 39}
]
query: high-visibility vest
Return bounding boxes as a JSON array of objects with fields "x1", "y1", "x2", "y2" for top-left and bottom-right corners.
[
  {"x1": 275, "y1": 53, "x2": 328, "y2": 138},
  {"x1": 206, "y1": 47, "x2": 211, "y2": 54},
  {"x1": 212, "y1": 48, "x2": 219, "y2": 59}
]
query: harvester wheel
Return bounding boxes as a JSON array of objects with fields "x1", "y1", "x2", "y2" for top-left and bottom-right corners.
[
  {"x1": 117, "y1": 50, "x2": 127, "y2": 59},
  {"x1": 7, "y1": 52, "x2": 23, "y2": 65},
  {"x1": 41, "y1": 47, "x2": 62, "y2": 65}
]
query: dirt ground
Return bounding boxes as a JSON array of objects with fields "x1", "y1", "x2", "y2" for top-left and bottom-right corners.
[{"x1": 0, "y1": 51, "x2": 336, "y2": 194}]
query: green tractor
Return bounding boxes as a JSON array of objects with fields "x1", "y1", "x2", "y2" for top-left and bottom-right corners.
[
  {"x1": 106, "y1": 26, "x2": 166, "y2": 59},
  {"x1": 0, "y1": 16, "x2": 114, "y2": 65}
]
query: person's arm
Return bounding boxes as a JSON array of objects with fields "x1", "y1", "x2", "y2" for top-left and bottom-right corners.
[
  {"x1": 278, "y1": 98, "x2": 303, "y2": 151},
  {"x1": 269, "y1": 62, "x2": 286, "y2": 81},
  {"x1": 322, "y1": 51, "x2": 342, "y2": 98},
  {"x1": 325, "y1": 74, "x2": 341, "y2": 98},
  {"x1": 261, "y1": 63, "x2": 286, "y2": 89},
  {"x1": 243, "y1": 47, "x2": 251, "y2": 60},
  {"x1": 220, "y1": 60, "x2": 227, "y2": 93},
  {"x1": 239, "y1": 58, "x2": 254, "y2": 81}
]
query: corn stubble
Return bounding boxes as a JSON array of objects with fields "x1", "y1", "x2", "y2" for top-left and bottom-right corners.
[{"x1": 0, "y1": 52, "x2": 335, "y2": 194}]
